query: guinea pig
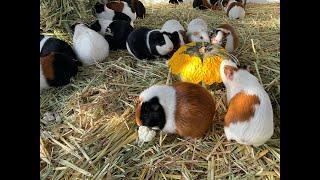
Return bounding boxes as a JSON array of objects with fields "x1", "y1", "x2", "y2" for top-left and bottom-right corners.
[
  {"x1": 93, "y1": 2, "x2": 134, "y2": 27},
  {"x1": 192, "y1": 0, "x2": 219, "y2": 10},
  {"x1": 210, "y1": 24, "x2": 239, "y2": 53},
  {"x1": 161, "y1": 19, "x2": 187, "y2": 47},
  {"x1": 224, "y1": 0, "x2": 246, "y2": 19},
  {"x1": 40, "y1": 35, "x2": 78, "y2": 64},
  {"x1": 126, "y1": 28, "x2": 175, "y2": 60},
  {"x1": 120, "y1": 0, "x2": 145, "y2": 18},
  {"x1": 89, "y1": 18, "x2": 113, "y2": 36},
  {"x1": 220, "y1": 60, "x2": 274, "y2": 146},
  {"x1": 105, "y1": 1, "x2": 137, "y2": 23},
  {"x1": 187, "y1": 18, "x2": 210, "y2": 43},
  {"x1": 40, "y1": 52, "x2": 78, "y2": 90},
  {"x1": 104, "y1": 20, "x2": 134, "y2": 50},
  {"x1": 135, "y1": 82, "x2": 216, "y2": 139},
  {"x1": 72, "y1": 23, "x2": 109, "y2": 65}
]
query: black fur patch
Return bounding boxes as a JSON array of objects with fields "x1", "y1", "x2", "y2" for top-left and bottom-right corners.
[
  {"x1": 166, "y1": 31, "x2": 180, "y2": 52},
  {"x1": 136, "y1": 1, "x2": 146, "y2": 18},
  {"x1": 169, "y1": 0, "x2": 179, "y2": 4},
  {"x1": 105, "y1": 20, "x2": 133, "y2": 50},
  {"x1": 94, "y1": 2, "x2": 105, "y2": 14},
  {"x1": 40, "y1": 37, "x2": 77, "y2": 60},
  {"x1": 126, "y1": 27, "x2": 155, "y2": 60},
  {"x1": 148, "y1": 31, "x2": 167, "y2": 56},
  {"x1": 193, "y1": 0, "x2": 208, "y2": 10},
  {"x1": 113, "y1": 11, "x2": 132, "y2": 22},
  {"x1": 40, "y1": 34, "x2": 44, "y2": 41},
  {"x1": 140, "y1": 97, "x2": 166, "y2": 130},
  {"x1": 90, "y1": 20, "x2": 102, "y2": 32},
  {"x1": 47, "y1": 53, "x2": 79, "y2": 87}
]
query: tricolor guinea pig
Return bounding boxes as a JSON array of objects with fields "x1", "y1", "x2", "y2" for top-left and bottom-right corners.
[
  {"x1": 93, "y1": 2, "x2": 134, "y2": 27},
  {"x1": 192, "y1": 0, "x2": 219, "y2": 10},
  {"x1": 161, "y1": 19, "x2": 187, "y2": 48},
  {"x1": 104, "y1": 20, "x2": 134, "y2": 50},
  {"x1": 187, "y1": 18, "x2": 210, "y2": 43},
  {"x1": 72, "y1": 23, "x2": 109, "y2": 65},
  {"x1": 220, "y1": 60, "x2": 274, "y2": 146},
  {"x1": 40, "y1": 52, "x2": 78, "y2": 90},
  {"x1": 224, "y1": 0, "x2": 246, "y2": 19},
  {"x1": 121, "y1": 0, "x2": 146, "y2": 19},
  {"x1": 126, "y1": 28, "x2": 175, "y2": 60},
  {"x1": 135, "y1": 82, "x2": 216, "y2": 138},
  {"x1": 210, "y1": 24, "x2": 239, "y2": 53}
]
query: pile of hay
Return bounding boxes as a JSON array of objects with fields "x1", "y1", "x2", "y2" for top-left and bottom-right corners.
[{"x1": 40, "y1": 1, "x2": 280, "y2": 179}]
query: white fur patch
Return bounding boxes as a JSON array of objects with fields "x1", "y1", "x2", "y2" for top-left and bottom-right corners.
[
  {"x1": 73, "y1": 24, "x2": 109, "y2": 65},
  {"x1": 97, "y1": 7, "x2": 115, "y2": 20},
  {"x1": 156, "y1": 35, "x2": 174, "y2": 55},
  {"x1": 225, "y1": 33, "x2": 234, "y2": 52},
  {"x1": 122, "y1": 2, "x2": 137, "y2": 22},
  {"x1": 139, "y1": 85, "x2": 177, "y2": 134},
  {"x1": 228, "y1": 6, "x2": 245, "y2": 19},
  {"x1": 97, "y1": 19, "x2": 113, "y2": 36},
  {"x1": 40, "y1": 36, "x2": 51, "y2": 52},
  {"x1": 40, "y1": 64, "x2": 49, "y2": 90},
  {"x1": 213, "y1": 31, "x2": 224, "y2": 45}
]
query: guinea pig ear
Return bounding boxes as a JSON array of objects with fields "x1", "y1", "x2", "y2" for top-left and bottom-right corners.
[{"x1": 224, "y1": 65, "x2": 238, "y2": 81}]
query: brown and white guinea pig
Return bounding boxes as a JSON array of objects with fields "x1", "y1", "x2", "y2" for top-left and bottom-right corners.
[
  {"x1": 192, "y1": 0, "x2": 219, "y2": 10},
  {"x1": 40, "y1": 52, "x2": 79, "y2": 90},
  {"x1": 105, "y1": 1, "x2": 137, "y2": 24},
  {"x1": 135, "y1": 82, "x2": 216, "y2": 139},
  {"x1": 210, "y1": 24, "x2": 239, "y2": 53},
  {"x1": 93, "y1": 2, "x2": 134, "y2": 27},
  {"x1": 121, "y1": 0, "x2": 146, "y2": 19},
  {"x1": 161, "y1": 19, "x2": 188, "y2": 53},
  {"x1": 126, "y1": 28, "x2": 175, "y2": 60},
  {"x1": 187, "y1": 18, "x2": 210, "y2": 43},
  {"x1": 72, "y1": 23, "x2": 109, "y2": 65},
  {"x1": 224, "y1": 0, "x2": 246, "y2": 19},
  {"x1": 220, "y1": 60, "x2": 274, "y2": 146}
]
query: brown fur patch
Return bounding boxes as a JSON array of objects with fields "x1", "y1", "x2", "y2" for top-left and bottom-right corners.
[
  {"x1": 226, "y1": 2, "x2": 245, "y2": 15},
  {"x1": 106, "y1": 2, "x2": 124, "y2": 12},
  {"x1": 173, "y1": 82, "x2": 216, "y2": 138},
  {"x1": 40, "y1": 53, "x2": 55, "y2": 80},
  {"x1": 224, "y1": 91, "x2": 260, "y2": 126},
  {"x1": 218, "y1": 24, "x2": 239, "y2": 50},
  {"x1": 135, "y1": 97, "x2": 143, "y2": 126},
  {"x1": 201, "y1": 0, "x2": 218, "y2": 10},
  {"x1": 224, "y1": 65, "x2": 238, "y2": 80}
]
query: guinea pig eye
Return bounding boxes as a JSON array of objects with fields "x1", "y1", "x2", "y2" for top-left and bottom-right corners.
[{"x1": 200, "y1": 36, "x2": 203, "y2": 39}]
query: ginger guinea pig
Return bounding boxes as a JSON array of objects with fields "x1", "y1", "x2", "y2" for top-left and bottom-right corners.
[
  {"x1": 135, "y1": 82, "x2": 216, "y2": 139},
  {"x1": 220, "y1": 60, "x2": 274, "y2": 146}
]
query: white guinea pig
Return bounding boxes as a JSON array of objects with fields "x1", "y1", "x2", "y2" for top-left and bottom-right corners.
[
  {"x1": 135, "y1": 82, "x2": 216, "y2": 139},
  {"x1": 210, "y1": 24, "x2": 239, "y2": 53},
  {"x1": 220, "y1": 60, "x2": 274, "y2": 147},
  {"x1": 72, "y1": 23, "x2": 109, "y2": 65},
  {"x1": 225, "y1": 0, "x2": 246, "y2": 19},
  {"x1": 126, "y1": 28, "x2": 175, "y2": 60},
  {"x1": 187, "y1": 18, "x2": 210, "y2": 43}
]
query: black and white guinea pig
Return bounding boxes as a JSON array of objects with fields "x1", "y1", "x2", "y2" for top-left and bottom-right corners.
[
  {"x1": 169, "y1": 0, "x2": 183, "y2": 4},
  {"x1": 40, "y1": 52, "x2": 78, "y2": 90},
  {"x1": 93, "y1": 2, "x2": 134, "y2": 27},
  {"x1": 187, "y1": 18, "x2": 210, "y2": 43},
  {"x1": 40, "y1": 35, "x2": 78, "y2": 64},
  {"x1": 192, "y1": 0, "x2": 219, "y2": 10},
  {"x1": 135, "y1": 82, "x2": 216, "y2": 138},
  {"x1": 104, "y1": 20, "x2": 134, "y2": 50},
  {"x1": 161, "y1": 19, "x2": 187, "y2": 50},
  {"x1": 210, "y1": 24, "x2": 239, "y2": 53},
  {"x1": 224, "y1": 0, "x2": 246, "y2": 19},
  {"x1": 72, "y1": 23, "x2": 109, "y2": 65},
  {"x1": 220, "y1": 60, "x2": 274, "y2": 146},
  {"x1": 126, "y1": 28, "x2": 175, "y2": 60},
  {"x1": 89, "y1": 18, "x2": 113, "y2": 36}
]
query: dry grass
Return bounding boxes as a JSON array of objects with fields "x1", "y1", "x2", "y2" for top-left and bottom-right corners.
[{"x1": 40, "y1": 1, "x2": 280, "y2": 179}]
